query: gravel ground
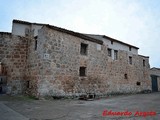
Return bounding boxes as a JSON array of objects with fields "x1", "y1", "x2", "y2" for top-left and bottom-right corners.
[{"x1": 0, "y1": 92, "x2": 160, "y2": 120}]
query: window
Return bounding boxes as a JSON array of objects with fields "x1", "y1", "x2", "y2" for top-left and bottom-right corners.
[
  {"x1": 26, "y1": 81, "x2": 30, "y2": 88},
  {"x1": 143, "y1": 60, "x2": 145, "y2": 67},
  {"x1": 129, "y1": 56, "x2": 132, "y2": 65},
  {"x1": 34, "y1": 36, "x2": 38, "y2": 51},
  {"x1": 0, "y1": 78, "x2": 2, "y2": 84},
  {"x1": 80, "y1": 43, "x2": 88, "y2": 55},
  {"x1": 136, "y1": 82, "x2": 141, "y2": 86},
  {"x1": 129, "y1": 47, "x2": 132, "y2": 51},
  {"x1": 111, "y1": 41, "x2": 113, "y2": 44},
  {"x1": 79, "y1": 67, "x2": 86, "y2": 76},
  {"x1": 114, "y1": 50, "x2": 118, "y2": 60},
  {"x1": 25, "y1": 28, "x2": 30, "y2": 36},
  {"x1": 108, "y1": 48, "x2": 112, "y2": 57},
  {"x1": 124, "y1": 74, "x2": 128, "y2": 79}
]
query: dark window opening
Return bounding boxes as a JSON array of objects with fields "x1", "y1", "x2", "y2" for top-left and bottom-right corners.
[
  {"x1": 136, "y1": 82, "x2": 141, "y2": 86},
  {"x1": 111, "y1": 41, "x2": 113, "y2": 44},
  {"x1": 0, "y1": 78, "x2": 2, "y2": 84},
  {"x1": 114, "y1": 50, "x2": 118, "y2": 60},
  {"x1": 80, "y1": 43, "x2": 88, "y2": 55},
  {"x1": 79, "y1": 67, "x2": 86, "y2": 76},
  {"x1": 25, "y1": 28, "x2": 30, "y2": 36},
  {"x1": 143, "y1": 60, "x2": 145, "y2": 67},
  {"x1": 26, "y1": 81, "x2": 30, "y2": 88},
  {"x1": 129, "y1": 47, "x2": 132, "y2": 51},
  {"x1": 129, "y1": 56, "x2": 132, "y2": 65},
  {"x1": 0, "y1": 86, "x2": 2, "y2": 93},
  {"x1": 124, "y1": 74, "x2": 128, "y2": 79},
  {"x1": 88, "y1": 93, "x2": 96, "y2": 99},
  {"x1": 108, "y1": 48, "x2": 112, "y2": 57},
  {"x1": 34, "y1": 36, "x2": 38, "y2": 51}
]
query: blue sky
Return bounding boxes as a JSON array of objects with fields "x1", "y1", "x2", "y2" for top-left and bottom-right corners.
[{"x1": 0, "y1": 0, "x2": 160, "y2": 67}]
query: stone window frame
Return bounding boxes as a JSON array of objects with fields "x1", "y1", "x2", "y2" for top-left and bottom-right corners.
[
  {"x1": 80, "y1": 43, "x2": 88, "y2": 55},
  {"x1": 79, "y1": 67, "x2": 86, "y2": 77},
  {"x1": 129, "y1": 46, "x2": 132, "y2": 51}
]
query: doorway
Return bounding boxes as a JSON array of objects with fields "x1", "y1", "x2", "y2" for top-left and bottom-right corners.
[
  {"x1": 0, "y1": 76, "x2": 7, "y2": 94},
  {"x1": 151, "y1": 75, "x2": 158, "y2": 92}
]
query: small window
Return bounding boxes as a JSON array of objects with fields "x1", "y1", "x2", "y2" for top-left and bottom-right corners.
[
  {"x1": 80, "y1": 43, "x2": 88, "y2": 55},
  {"x1": 114, "y1": 50, "x2": 118, "y2": 60},
  {"x1": 108, "y1": 48, "x2": 112, "y2": 57},
  {"x1": 79, "y1": 67, "x2": 86, "y2": 76},
  {"x1": 0, "y1": 78, "x2": 2, "y2": 84},
  {"x1": 26, "y1": 81, "x2": 30, "y2": 88},
  {"x1": 129, "y1": 47, "x2": 132, "y2": 51},
  {"x1": 124, "y1": 74, "x2": 128, "y2": 79},
  {"x1": 25, "y1": 28, "x2": 30, "y2": 36},
  {"x1": 129, "y1": 56, "x2": 132, "y2": 65},
  {"x1": 136, "y1": 82, "x2": 141, "y2": 86},
  {"x1": 111, "y1": 41, "x2": 113, "y2": 44},
  {"x1": 143, "y1": 60, "x2": 145, "y2": 67},
  {"x1": 34, "y1": 36, "x2": 38, "y2": 51}
]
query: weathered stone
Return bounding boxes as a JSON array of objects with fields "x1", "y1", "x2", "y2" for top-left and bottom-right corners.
[{"x1": 0, "y1": 20, "x2": 152, "y2": 97}]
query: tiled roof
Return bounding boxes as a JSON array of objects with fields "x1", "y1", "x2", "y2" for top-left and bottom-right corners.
[
  {"x1": 13, "y1": 19, "x2": 140, "y2": 47},
  {"x1": 13, "y1": 19, "x2": 47, "y2": 26},
  {"x1": 13, "y1": 19, "x2": 103, "y2": 44},
  {"x1": 46, "y1": 25, "x2": 103, "y2": 45},
  {"x1": 0, "y1": 32, "x2": 11, "y2": 35},
  {"x1": 84, "y1": 34, "x2": 139, "y2": 49},
  {"x1": 138, "y1": 55, "x2": 149, "y2": 58},
  {"x1": 103, "y1": 35, "x2": 139, "y2": 49},
  {"x1": 150, "y1": 67, "x2": 160, "y2": 70}
]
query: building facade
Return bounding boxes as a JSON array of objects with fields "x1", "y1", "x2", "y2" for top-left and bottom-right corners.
[
  {"x1": 0, "y1": 20, "x2": 151, "y2": 97},
  {"x1": 150, "y1": 67, "x2": 160, "y2": 92}
]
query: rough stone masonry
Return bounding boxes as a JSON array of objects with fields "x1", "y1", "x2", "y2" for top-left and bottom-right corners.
[{"x1": 0, "y1": 19, "x2": 151, "y2": 97}]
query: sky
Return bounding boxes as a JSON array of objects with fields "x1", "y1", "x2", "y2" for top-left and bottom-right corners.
[{"x1": 0, "y1": 0, "x2": 160, "y2": 67}]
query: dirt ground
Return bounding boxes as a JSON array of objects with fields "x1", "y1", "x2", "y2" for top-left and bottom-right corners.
[{"x1": 0, "y1": 92, "x2": 160, "y2": 120}]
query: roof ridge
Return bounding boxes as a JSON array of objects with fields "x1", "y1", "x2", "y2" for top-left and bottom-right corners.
[
  {"x1": 45, "y1": 25, "x2": 103, "y2": 45},
  {"x1": 13, "y1": 19, "x2": 47, "y2": 26},
  {"x1": 150, "y1": 67, "x2": 160, "y2": 70}
]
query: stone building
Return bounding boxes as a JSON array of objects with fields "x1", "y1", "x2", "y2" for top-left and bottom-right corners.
[
  {"x1": 150, "y1": 67, "x2": 160, "y2": 92},
  {"x1": 0, "y1": 19, "x2": 151, "y2": 97}
]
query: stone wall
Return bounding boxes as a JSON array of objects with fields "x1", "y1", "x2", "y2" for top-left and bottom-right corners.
[
  {"x1": 25, "y1": 35, "x2": 43, "y2": 96},
  {"x1": 0, "y1": 32, "x2": 28, "y2": 94},
  {"x1": 27, "y1": 26, "x2": 151, "y2": 97},
  {"x1": 0, "y1": 25, "x2": 151, "y2": 97}
]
